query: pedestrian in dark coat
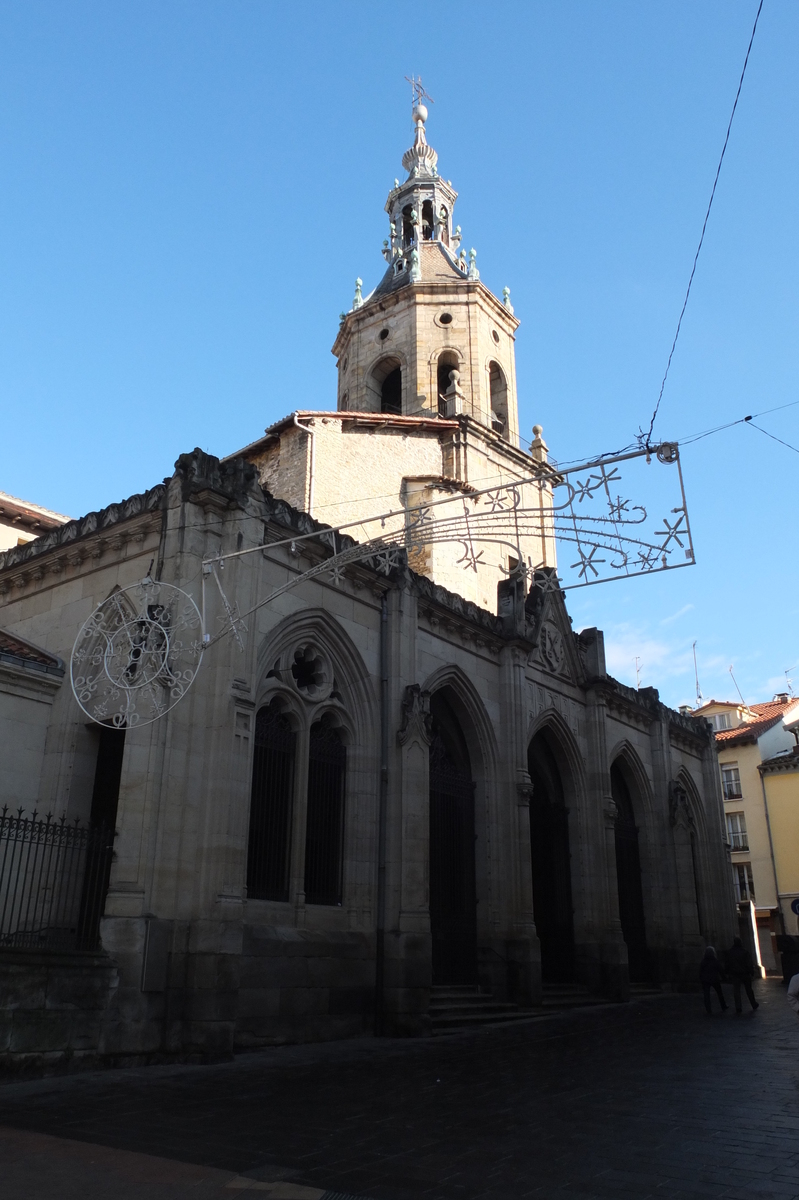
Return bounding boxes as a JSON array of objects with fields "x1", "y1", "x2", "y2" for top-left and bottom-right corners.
[
  {"x1": 699, "y1": 946, "x2": 728, "y2": 1014},
  {"x1": 724, "y1": 936, "x2": 759, "y2": 1013}
]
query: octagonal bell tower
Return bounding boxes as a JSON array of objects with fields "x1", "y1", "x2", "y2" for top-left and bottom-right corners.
[{"x1": 332, "y1": 103, "x2": 521, "y2": 447}]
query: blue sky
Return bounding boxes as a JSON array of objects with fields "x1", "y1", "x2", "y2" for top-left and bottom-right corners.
[{"x1": 1, "y1": 1, "x2": 796, "y2": 709}]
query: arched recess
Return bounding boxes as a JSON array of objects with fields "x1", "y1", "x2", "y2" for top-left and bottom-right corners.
[
  {"x1": 609, "y1": 752, "x2": 651, "y2": 982},
  {"x1": 421, "y1": 664, "x2": 499, "y2": 986},
  {"x1": 367, "y1": 355, "x2": 403, "y2": 415},
  {"x1": 527, "y1": 712, "x2": 583, "y2": 982},
  {"x1": 436, "y1": 349, "x2": 460, "y2": 415},
  {"x1": 251, "y1": 610, "x2": 378, "y2": 910},
  {"x1": 488, "y1": 361, "x2": 509, "y2": 438},
  {"x1": 673, "y1": 768, "x2": 709, "y2": 941}
]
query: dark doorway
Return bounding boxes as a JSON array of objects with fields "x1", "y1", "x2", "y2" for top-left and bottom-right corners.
[
  {"x1": 381, "y1": 367, "x2": 402, "y2": 415},
  {"x1": 247, "y1": 703, "x2": 296, "y2": 901},
  {"x1": 610, "y1": 762, "x2": 650, "y2": 982},
  {"x1": 428, "y1": 689, "x2": 477, "y2": 985},
  {"x1": 77, "y1": 725, "x2": 125, "y2": 949},
  {"x1": 528, "y1": 729, "x2": 575, "y2": 981}
]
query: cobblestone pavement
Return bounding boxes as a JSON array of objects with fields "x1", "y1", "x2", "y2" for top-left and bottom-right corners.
[{"x1": 1, "y1": 981, "x2": 798, "y2": 1200}]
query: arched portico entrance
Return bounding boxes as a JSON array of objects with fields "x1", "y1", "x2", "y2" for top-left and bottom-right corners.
[
  {"x1": 610, "y1": 761, "x2": 650, "y2": 982},
  {"x1": 528, "y1": 727, "x2": 575, "y2": 982},
  {"x1": 428, "y1": 688, "x2": 478, "y2": 985}
]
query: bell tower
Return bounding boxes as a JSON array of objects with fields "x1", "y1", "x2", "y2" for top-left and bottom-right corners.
[{"x1": 332, "y1": 101, "x2": 521, "y2": 446}]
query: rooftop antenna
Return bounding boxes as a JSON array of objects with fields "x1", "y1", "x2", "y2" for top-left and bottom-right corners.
[
  {"x1": 634, "y1": 656, "x2": 642, "y2": 690},
  {"x1": 404, "y1": 74, "x2": 435, "y2": 110},
  {"x1": 692, "y1": 640, "x2": 703, "y2": 707},
  {"x1": 729, "y1": 664, "x2": 746, "y2": 707},
  {"x1": 785, "y1": 664, "x2": 797, "y2": 697}
]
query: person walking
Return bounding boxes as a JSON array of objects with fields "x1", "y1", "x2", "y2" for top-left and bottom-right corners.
[
  {"x1": 788, "y1": 973, "x2": 799, "y2": 1018},
  {"x1": 725, "y1": 936, "x2": 759, "y2": 1013},
  {"x1": 699, "y1": 946, "x2": 728, "y2": 1015}
]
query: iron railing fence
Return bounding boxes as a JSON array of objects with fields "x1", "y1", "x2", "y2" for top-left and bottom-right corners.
[{"x1": 0, "y1": 807, "x2": 115, "y2": 952}]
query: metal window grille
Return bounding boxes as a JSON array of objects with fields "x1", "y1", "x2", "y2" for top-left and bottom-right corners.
[
  {"x1": 734, "y1": 862, "x2": 755, "y2": 903},
  {"x1": 0, "y1": 808, "x2": 115, "y2": 951},
  {"x1": 247, "y1": 705, "x2": 296, "y2": 902},
  {"x1": 726, "y1": 812, "x2": 749, "y2": 851},
  {"x1": 722, "y1": 765, "x2": 742, "y2": 800},
  {"x1": 304, "y1": 719, "x2": 345, "y2": 906}
]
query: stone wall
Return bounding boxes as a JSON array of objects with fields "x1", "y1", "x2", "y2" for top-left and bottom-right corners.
[{"x1": 0, "y1": 949, "x2": 118, "y2": 1072}]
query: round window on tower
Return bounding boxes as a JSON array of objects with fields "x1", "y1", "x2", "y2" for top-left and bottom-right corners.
[
  {"x1": 379, "y1": 328, "x2": 390, "y2": 341},
  {"x1": 439, "y1": 313, "x2": 453, "y2": 326},
  {"x1": 492, "y1": 330, "x2": 500, "y2": 344}
]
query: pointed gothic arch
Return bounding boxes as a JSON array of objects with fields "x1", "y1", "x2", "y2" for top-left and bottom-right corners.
[
  {"x1": 421, "y1": 664, "x2": 499, "y2": 986},
  {"x1": 672, "y1": 767, "x2": 709, "y2": 941},
  {"x1": 609, "y1": 752, "x2": 651, "y2": 982},
  {"x1": 527, "y1": 711, "x2": 584, "y2": 982},
  {"x1": 251, "y1": 610, "x2": 378, "y2": 911}
]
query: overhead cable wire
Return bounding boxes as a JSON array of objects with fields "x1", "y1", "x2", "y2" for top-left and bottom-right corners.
[
  {"x1": 747, "y1": 421, "x2": 799, "y2": 456},
  {"x1": 642, "y1": 0, "x2": 764, "y2": 447}
]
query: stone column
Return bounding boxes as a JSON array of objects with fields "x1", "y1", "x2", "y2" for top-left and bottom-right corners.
[{"x1": 380, "y1": 581, "x2": 432, "y2": 1036}]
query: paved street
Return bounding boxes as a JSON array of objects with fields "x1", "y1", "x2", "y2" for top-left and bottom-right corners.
[{"x1": 1, "y1": 981, "x2": 797, "y2": 1200}]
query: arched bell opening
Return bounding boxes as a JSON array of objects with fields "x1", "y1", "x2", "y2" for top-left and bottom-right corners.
[
  {"x1": 402, "y1": 204, "x2": 415, "y2": 248},
  {"x1": 528, "y1": 727, "x2": 575, "y2": 982},
  {"x1": 367, "y1": 356, "x2": 403, "y2": 415},
  {"x1": 437, "y1": 351, "x2": 459, "y2": 416},
  {"x1": 488, "y1": 361, "x2": 509, "y2": 439},
  {"x1": 428, "y1": 687, "x2": 478, "y2": 986},
  {"x1": 421, "y1": 199, "x2": 435, "y2": 241},
  {"x1": 610, "y1": 760, "x2": 651, "y2": 983}
]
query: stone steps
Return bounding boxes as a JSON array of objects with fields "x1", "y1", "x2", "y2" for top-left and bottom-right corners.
[
  {"x1": 429, "y1": 985, "x2": 533, "y2": 1033},
  {"x1": 540, "y1": 983, "x2": 608, "y2": 1010}
]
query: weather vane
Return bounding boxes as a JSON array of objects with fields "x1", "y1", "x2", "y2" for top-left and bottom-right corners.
[{"x1": 404, "y1": 75, "x2": 434, "y2": 109}]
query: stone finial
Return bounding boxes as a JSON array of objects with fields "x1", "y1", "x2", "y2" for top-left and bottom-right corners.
[
  {"x1": 531, "y1": 424, "x2": 548, "y2": 463},
  {"x1": 467, "y1": 248, "x2": 480, "y2": 280},
  {"x1": 394, "y1": 178, "x2": 400, "y2": 189},
  {"x1": 409, "y1": 246, "x2": 421, "y2": 283},
  {"x1": 401, "y1": 109, "x2": 439, "y2": 178},
  {"x1": 503, "y1": 287, "x2": 514, "y2": 314},
  {"x1": 353, "y1": 278, "x2": 363, "y2": 310},
  {"x1": 441, "y1": 368, "x2": 464, "y2": 417}
]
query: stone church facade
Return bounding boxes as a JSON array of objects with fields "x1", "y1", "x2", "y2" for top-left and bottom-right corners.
[{"x1": 0, "y1": 106, "x2": 734, "y2": 1063}]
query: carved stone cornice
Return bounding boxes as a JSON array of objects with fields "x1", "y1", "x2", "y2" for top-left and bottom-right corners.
[{"x1": 0, "y1": 485, "x2": 167, "y2": 577}]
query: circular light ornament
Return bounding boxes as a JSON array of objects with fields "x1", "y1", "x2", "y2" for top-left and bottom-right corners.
[{"x1": 70, "y1": 578, "x2": 204, "y2": 728}]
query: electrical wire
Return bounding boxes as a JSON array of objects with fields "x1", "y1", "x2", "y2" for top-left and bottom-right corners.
[
  {"x1": 642, "y1": 0, "x2": 764, "y2": 447},
  {"x1": 747, "y1": 420, "x2": 799, "y2": 455}
]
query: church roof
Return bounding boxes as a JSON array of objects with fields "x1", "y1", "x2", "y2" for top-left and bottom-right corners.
[
  {"x1": 224, "y1": 410, "x2": 459, "y2": 461},
  {"x1": 369, "y1": 240, "x2": 468, "y2": 301},
  {"x1": 0, "y1": 628, "x2": 65, "y2": 676}
]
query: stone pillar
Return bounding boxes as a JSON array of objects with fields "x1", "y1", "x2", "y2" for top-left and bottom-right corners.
[
  {"x1": 380, "y1": 582, "x2": 432, "y2": 1036},
  {"x1": 581, "y1": 685, "x2": 628, "y2": 998},
  {"x1": 669, "y1": 782, "x2": 705, "y2": 986}
]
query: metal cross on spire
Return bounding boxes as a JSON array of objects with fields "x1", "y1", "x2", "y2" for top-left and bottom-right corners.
[{"x1": 404, "y1": 75, "x2": 434, "y2": 108}]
